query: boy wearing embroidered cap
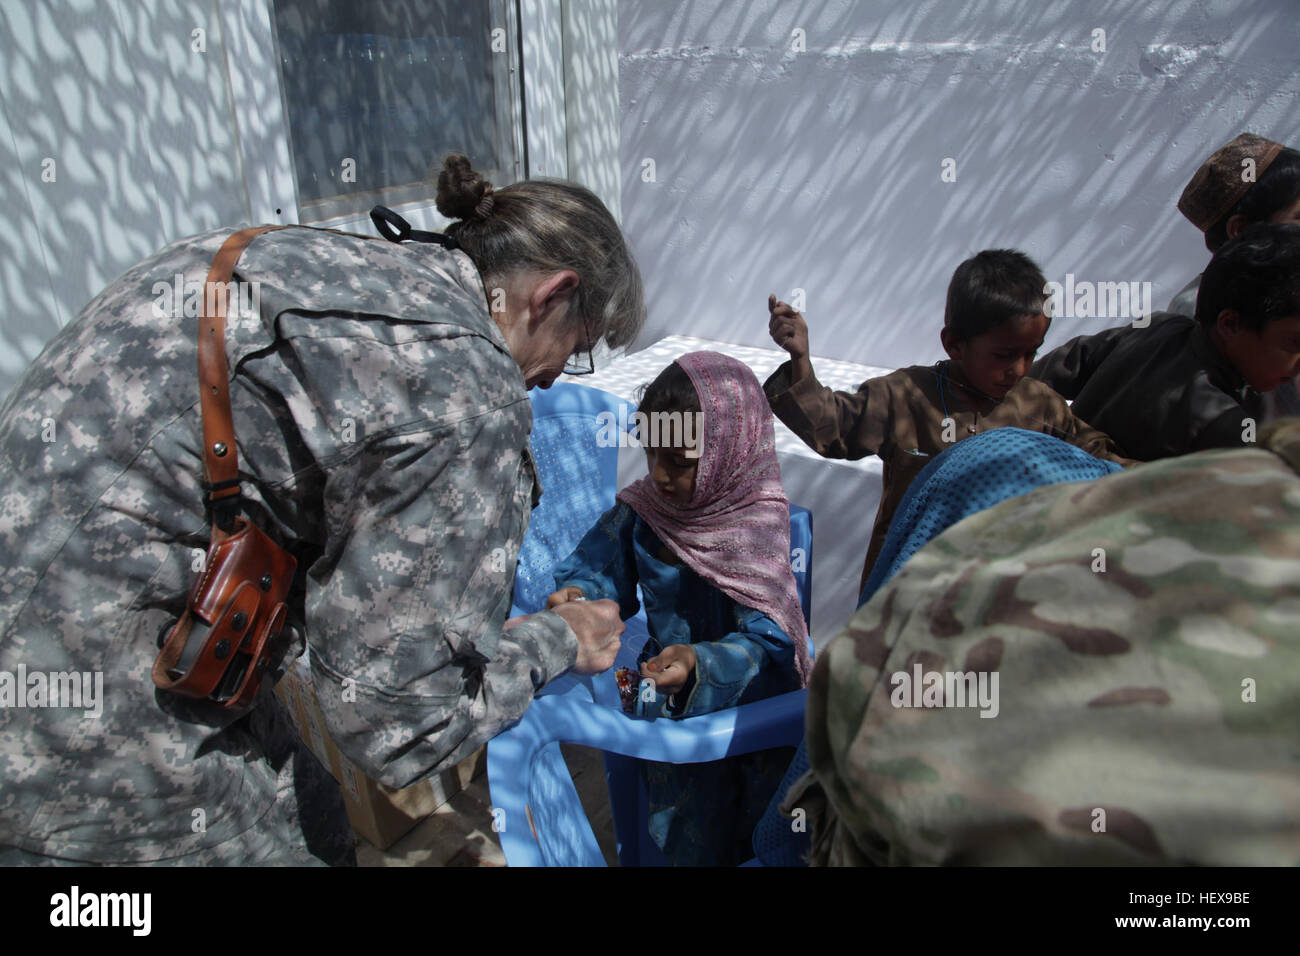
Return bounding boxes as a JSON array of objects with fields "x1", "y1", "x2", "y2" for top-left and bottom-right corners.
[
  {"x1": 1168, "y1": 133, "x2": 1300, "y2": 421},
  {"x1": 1169, "y1": 133, "x2": 1300, "y2": 314}
]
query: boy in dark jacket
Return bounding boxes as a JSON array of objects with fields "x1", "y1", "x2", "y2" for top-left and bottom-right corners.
[{"x1": 1031, "y1": 222, "x2": 1300, "y2": 461}]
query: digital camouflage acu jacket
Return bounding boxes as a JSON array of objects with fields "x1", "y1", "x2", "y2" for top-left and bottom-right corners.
[{"x1": 0, "y1": 225, "x2": 577, "y2": 863}]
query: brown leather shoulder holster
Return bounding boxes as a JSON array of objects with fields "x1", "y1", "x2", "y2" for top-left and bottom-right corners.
[{"x1": 152, "y1": 226, "x2": 297, "y2": 712}]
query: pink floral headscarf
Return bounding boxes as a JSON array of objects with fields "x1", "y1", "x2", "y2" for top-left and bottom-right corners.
[{"x1": 617, "y1": 351, "x2": 812, "y2": 685}]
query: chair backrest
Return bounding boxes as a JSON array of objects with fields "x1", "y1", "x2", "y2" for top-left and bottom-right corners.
[
  {"x1": 513, "y1": 383, "x2": 636, "y2": 614},
  {"x1": 788, "y1": 503, "x2": 812, "y2": 632}
]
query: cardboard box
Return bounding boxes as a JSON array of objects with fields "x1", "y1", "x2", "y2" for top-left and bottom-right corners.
[{"x1": 273, "y1": 657, "x2": 485, "y2": 850}]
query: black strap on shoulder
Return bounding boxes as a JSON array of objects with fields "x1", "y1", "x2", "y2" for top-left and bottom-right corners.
[
  {"x1": 370, "y1": 206, "x2": 460, "y2": 249},
  {"x1": 200, "y1": 478, "x2": 242, "y2": 532}
]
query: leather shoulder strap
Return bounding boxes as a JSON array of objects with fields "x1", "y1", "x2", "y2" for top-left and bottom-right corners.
[
  {"x1": 198, "y1": 222, "x2": 397, "y2": 529},
  {"x1": 198, "y1": 225, "x2": 289, "y2": 529}
]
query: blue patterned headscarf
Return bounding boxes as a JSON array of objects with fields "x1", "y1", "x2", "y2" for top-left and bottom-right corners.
[{"x1": 858, "y1": 427, "x2": 1124, "y2": 608}]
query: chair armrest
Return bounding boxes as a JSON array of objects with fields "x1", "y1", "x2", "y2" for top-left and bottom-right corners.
[{"x1": 487, "y1": 689, "x2": 807, "y2": 865}]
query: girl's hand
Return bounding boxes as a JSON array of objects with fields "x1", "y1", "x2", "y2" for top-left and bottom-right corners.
[
  {"x1": 768, "y1": 294, "x2": 810, "y2": 361},
  {"x1": 640, "y1": 644, "x2": 696, "y2": 695},
  {"x1": 546, "y1": 585, "x2": 586, "y2": 609}
]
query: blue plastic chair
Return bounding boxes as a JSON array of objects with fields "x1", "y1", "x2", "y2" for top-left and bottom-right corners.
[
  {"x1": 489, "y1": 506, "x2": 814, "y2": 866},
  {"x1": 511, "y1": 383, "x2": 639, "y2": 699},
  {"x1": 599, "y1": 505, "x2": 811, "y2": 866},
  {"x1": 511, "y1": 383, "x2": 635, "y2": 618},
  {"x1": 488, "y1": 684, "x2": 809, "y2": 866}
]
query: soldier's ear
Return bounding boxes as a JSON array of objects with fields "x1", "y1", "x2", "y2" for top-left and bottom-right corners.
[{"x1": 527, "y1": 270, "x2": 579, "y2": 332}]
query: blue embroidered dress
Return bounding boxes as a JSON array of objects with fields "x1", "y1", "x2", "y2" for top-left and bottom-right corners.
[{"x1": 553, "y1": 501, "x2": 798, "y2": 864}]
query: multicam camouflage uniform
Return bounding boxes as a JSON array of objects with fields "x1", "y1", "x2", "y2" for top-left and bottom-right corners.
[
  {"x1": 0, "y1": 226, "x2": 577, "y2": 864},
  {"x1": 785, "y1": 419, "x2": 1300, "y2": 865}
]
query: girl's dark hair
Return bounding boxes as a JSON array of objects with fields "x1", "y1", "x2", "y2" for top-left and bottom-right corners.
[
  {"x1": 637, "y1": 361, "x2": 700, "y2": 416},
  {"x1": 1205, "y1": 148, "x2": 1300, "y2": 252},
  {"x1": 944, "y1": 249, "x2": 1049, "y2": 342},
  {"x1": 434, "y1": 154, "x2": 646, "y2": 349},
  {"x1": 1196, "y1": 221, "x2": 1300, "y2": 331}
]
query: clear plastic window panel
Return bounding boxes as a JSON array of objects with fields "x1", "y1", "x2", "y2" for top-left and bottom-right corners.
[{"x1": 272, "y1": 0, "x2": 520, "y2": 220}]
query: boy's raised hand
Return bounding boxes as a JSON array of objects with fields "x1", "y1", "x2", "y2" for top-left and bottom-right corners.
[
  {"x1": 640, "y1": 643, "x2": 696, "y2": 695},
  {"x1": 768, "y1": 294, "x2": 809, "y2": 358},
  {"x1": 768, "y1": 294, "x2": 813, "y2": 382}
]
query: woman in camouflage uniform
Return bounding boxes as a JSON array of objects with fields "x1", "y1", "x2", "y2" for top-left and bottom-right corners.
[{"x1": 0, "y1": 156, "x2": 643, "y2": 865}]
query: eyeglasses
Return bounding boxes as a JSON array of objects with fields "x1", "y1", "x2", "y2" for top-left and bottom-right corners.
[{"x1": 563, "y1": 316, "x2": 595, "y2": 376}]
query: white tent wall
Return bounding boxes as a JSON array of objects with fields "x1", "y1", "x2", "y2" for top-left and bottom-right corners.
[
  {"x1": 0, "y1": 0, "x2": 251, "y2": 398},
  {"x1": 617, "y1": 0, "x2": 1300, "y2": 367},
  {"x1": 9, "y1": 2, "x2": 1297, "y2": 395},
  {"x1": 0, "y1": 0, "x2": 624, "y2": 402}
]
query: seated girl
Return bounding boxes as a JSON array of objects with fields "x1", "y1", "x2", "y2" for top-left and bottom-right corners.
[{"x1": 547, "y1": 350, "x2": 810, "y2": 865}]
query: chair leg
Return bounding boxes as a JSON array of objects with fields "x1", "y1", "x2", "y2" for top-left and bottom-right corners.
[
  {"x1": 603, "y1": 751, "x2": 643, "y2": 866},
  {"x1": 529, "y1": 742, "x2": 606, "y2": 866}
]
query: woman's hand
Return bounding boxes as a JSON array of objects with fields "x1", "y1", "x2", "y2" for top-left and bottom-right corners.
[
  {"x1": 507, "y1": 592, "x2": 624, "y2": 674},
  {"x1": 546, "y1": 585, "x2": 586, "y2": 609},
  {"x1": 553, "y1": 599, "x2": 625, "y2": 674},
  {"x1": 768, "y1": 294, "x2": 813, "y2": 382},
  {"x1": 640, "y1": 643, "x2": 696, "y2": 695}
]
